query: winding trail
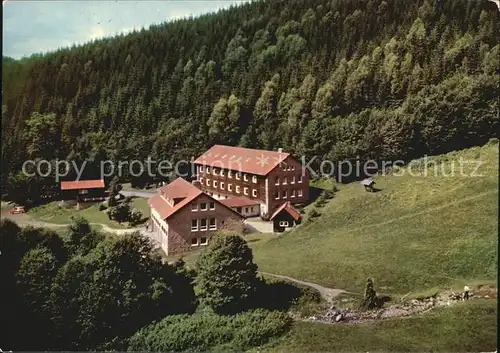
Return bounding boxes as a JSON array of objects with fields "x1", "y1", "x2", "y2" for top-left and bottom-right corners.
[{"x1": 259, "y1": 271, "x2": 356, "y2": 303}]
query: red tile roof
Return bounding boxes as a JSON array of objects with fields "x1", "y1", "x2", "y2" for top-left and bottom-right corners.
[
  {"x1": 149, "y1": 178, "x2": 203, "y2": 219},
  {"x1": 270, "y1": 201, "x2": 301, "y2": 221},
  {"x1": 149, "y1": 177, "x2": 244, "y2": 220},
  {"x1": 193, "y1": 145, "x2": 291, "y2": 176},
  {"x1": 220, "y1": 196, "x2": 261, "y2": 208},
  {"x1": 60, "y1": 179, "x2": 105, "y2": 190}
]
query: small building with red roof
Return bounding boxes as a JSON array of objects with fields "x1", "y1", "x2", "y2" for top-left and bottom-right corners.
[
  {"x1": 269, "y1": 201, "x2": 302, "y2": 232},
  {"x1": 60, "y1": 179, "x2": 107, "y2": 203},
  {"x1": 148, "y1": 177, "x2": 244, "y2": 255},
  {"x1": 219, "y1": 196, "x2": 260, "y2": 217}
]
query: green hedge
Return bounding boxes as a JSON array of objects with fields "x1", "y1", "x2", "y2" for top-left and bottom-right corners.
[{"x1": 128, "y1": 309, "x2": 292, "y2": 352}]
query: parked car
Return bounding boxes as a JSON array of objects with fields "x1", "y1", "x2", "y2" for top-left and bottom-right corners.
[{"x1": 9, "y1": 206, "x2": 25, "y2": 214}]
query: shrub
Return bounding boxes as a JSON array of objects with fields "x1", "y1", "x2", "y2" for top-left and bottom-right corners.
[
  {"x1": 98, "y1": 204, "x2": 107, "y2": 211},
  {"x1": 127, "y1": 309, "x2": 291, "y2": 352},
  {"x1": 308, "y1": 208, "x2": 321, "y2": 219},
  {"x1": 129, "y1": 209, "x2": 143, "y2": 225}
]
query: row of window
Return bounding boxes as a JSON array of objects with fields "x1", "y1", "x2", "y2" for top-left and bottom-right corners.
[
  {"x1": 274, "y1": 189, "x2": 303, "y2": 200},
  {"x1": 200, "y1": 177, "x2": 258, "y2": 197},
  {"x1": 191, "y1": 201, "x2": 215, "y2": 211},
  {"x1": 191, "y1": 236, "x2": 208, "y2": 246},
  {"x1": 199, "y1": 166, "x2": 258, "y2": 183},
  {"x1": 191, "y1": 218, "x2": 217, "y2": 231},
  {"x1": 280, "y1": 164, "x2": 296, "y2": 171},
  {"x1": 275, "y1": 175, "x2": 303, "y2": 185}
]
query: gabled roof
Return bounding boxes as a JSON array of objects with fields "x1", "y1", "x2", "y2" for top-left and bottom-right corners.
[
  {"x1": 193, "y1": 145, "x2": 291, "y2": 176},
  {"x1": 149, "y1": 178, "x2": 244, "y2": 220},
  {"x1": 220, "y1": 196, "x2": 261, "y2": 208},
  {"x1": 149, "y1": 178, "x2": 203, "y2": 220},
  {"x1": 60, "y1": 179, "x2": 105, "y2": 190},
  {"x1": 361, "y1": 178, "x2": 375, "y2": 186},
  {"x1": 270, "y1": 201, "x2": 301, "y2": 221}
]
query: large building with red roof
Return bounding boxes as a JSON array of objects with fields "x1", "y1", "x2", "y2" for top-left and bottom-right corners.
[
  {"x1": 148, "y1": 177, "x2": 244, "y2": 255},
  {"x1": 193, "y1": 145, "x2": 309, "y2": 217}
]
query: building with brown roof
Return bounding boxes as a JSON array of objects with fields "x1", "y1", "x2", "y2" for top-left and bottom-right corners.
[
  {"x1": 270, "y1": 201, "x2": 302, "y2": 232},
  {"x1": 193, "y1": 145, "x2": 309, "y2": 218},
  {"x1": 148, "y1": 177, "x2": 244, "y2": 255},
  {"x1": 60, "y1": 179, "x2": 107, "y2": 202}
]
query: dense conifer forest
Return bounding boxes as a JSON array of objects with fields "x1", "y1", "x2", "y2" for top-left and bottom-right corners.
[{"x1": 2, "y1": 0, "x2": 499, "y2": 199}]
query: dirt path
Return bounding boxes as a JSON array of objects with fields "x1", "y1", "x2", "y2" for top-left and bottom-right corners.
[{"x1": 259, "y1": 271, "x2": 354, "y2": 302}]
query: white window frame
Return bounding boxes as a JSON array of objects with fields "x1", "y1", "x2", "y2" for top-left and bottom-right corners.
[
  {"x1": 291, "y1": 189, "x2": 296, "y2": 198},
  {"x1": 191, "y1": 203, "x2": 198, "y2": 211},
  {"x1": 209, "y1": 218, "x2": 217, "y2": 230},
  {"x1": 214, "y1": 180, "x2": 218, "y2": 188},
  {"x1": 206, "y1": 166, "x2": 211, "y2": 175},
  {"x1": 236, "y1": 173, "x2": 241, "y2": 180},
  {"x1": 200, "y1": 218, "x2": 208, "y2": 231},
  {"x1": 228, "y1": 170, "x2": 232, "y2": 179},
  {"x1": 200, "y1": 237, "x2": 208, "y2": 245},
  {"x1": 200, "y1": 177, "x2": 204, "y2": 184},
  {"x1": 244, "y1": 187, "x2": 249, "y2": 196},
  {"x1": 191, "y1": 219, "x2": 199, "y2": 231},
  {"x1": 291, "y1": 176, "x2": 295, "y2": 184},
  {"x1": 213, "y1": 168, "x2": 218, "y2": 176},
  {"x1": 200, "y1": 203, "x2": 207, "y2": 211},
  {"x1": 298, "y1": 190, "x2": 303, "y2": 197},
  {"x1": 252, "y1": 175, "x2": 257, "y2": 183},
  {"x1": 206, "y1": 179, "x2": 210, "y2": 186},
  {"x1": 199, "y1": 165, "x2": 204, "y2": 172},
  {"x1": 220, "y1": 182, "x2": 225, "y2": 190},
  {"x1": 220, "y1": 169, "x2": 225, "y2": 177},
  {"x1": 279, "y1": 221, "x2": 289, "y2": 227},
  {"x1": 191, "y1": 237, "x2": 200, "y2": 246},
  {"x1": 209, "y1": 202, "x2": 215, "y2": 210},
  {"x1": 283, "y1": 176, "x2": 288, "y2": 185},
  {"x1": 275, "y1": 178, "x2": 280, "y2": 186},
  {"x1": 252, "y1": 189, "x2": 257, "y2": 197},
  {"x1": 228, "y1": 184, "x2": 233, "y2": 192},
  {"x1": 298, "y1": 175, "x2": 303, "y2": 183},
  {"x1": 282, "y1": 190, "x2": 287, "y2": 199},
  {"x1": 275, "y1": 191, "x2": 280, "y2": 200},
  {"x1": 236, "y1": 185, "x2": 241, "y2": 194},
  {"x1": 244, "y1": 174, "x2": 248, "y2": 181}
]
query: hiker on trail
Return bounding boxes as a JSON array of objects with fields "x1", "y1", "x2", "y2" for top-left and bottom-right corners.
[{"x1": 463, "y1": 285, "x2": 470, "y2": 300}]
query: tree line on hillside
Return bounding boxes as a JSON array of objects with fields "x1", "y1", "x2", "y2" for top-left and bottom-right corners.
[
  {"x1": 2, "y1": 0, "x2": 499, "y2": 198},
  {"x1": 0, "y1": 219, "x2": 317, "y2": 351}
]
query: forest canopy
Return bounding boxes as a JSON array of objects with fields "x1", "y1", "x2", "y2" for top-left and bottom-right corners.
[{"x1": 2, "y1": 0, "x2": 499, "y2": 196}]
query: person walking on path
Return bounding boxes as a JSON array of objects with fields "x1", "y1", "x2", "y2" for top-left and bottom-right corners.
[{"x1": 463, "y1": 285, "x2": 470, "y2": 300}]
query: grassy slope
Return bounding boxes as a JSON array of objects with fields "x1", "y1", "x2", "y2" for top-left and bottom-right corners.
[
  {"x1": 28, "y1": 197, "x2": 150, "y2": 229},
  {"x1": 251, "y1": 142, "x2": 498, "y2": 296},
  {"x1": 265, "y1": 300, "x2": 497, "y2": 352}
]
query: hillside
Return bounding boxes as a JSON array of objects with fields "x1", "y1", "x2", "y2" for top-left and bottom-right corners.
[
  {"x1": 2, "y1": 0, "x2": 499, "y2": 199},
  {"x1": 250, "y1": 141, "x2": 499, "y2": 296}
]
